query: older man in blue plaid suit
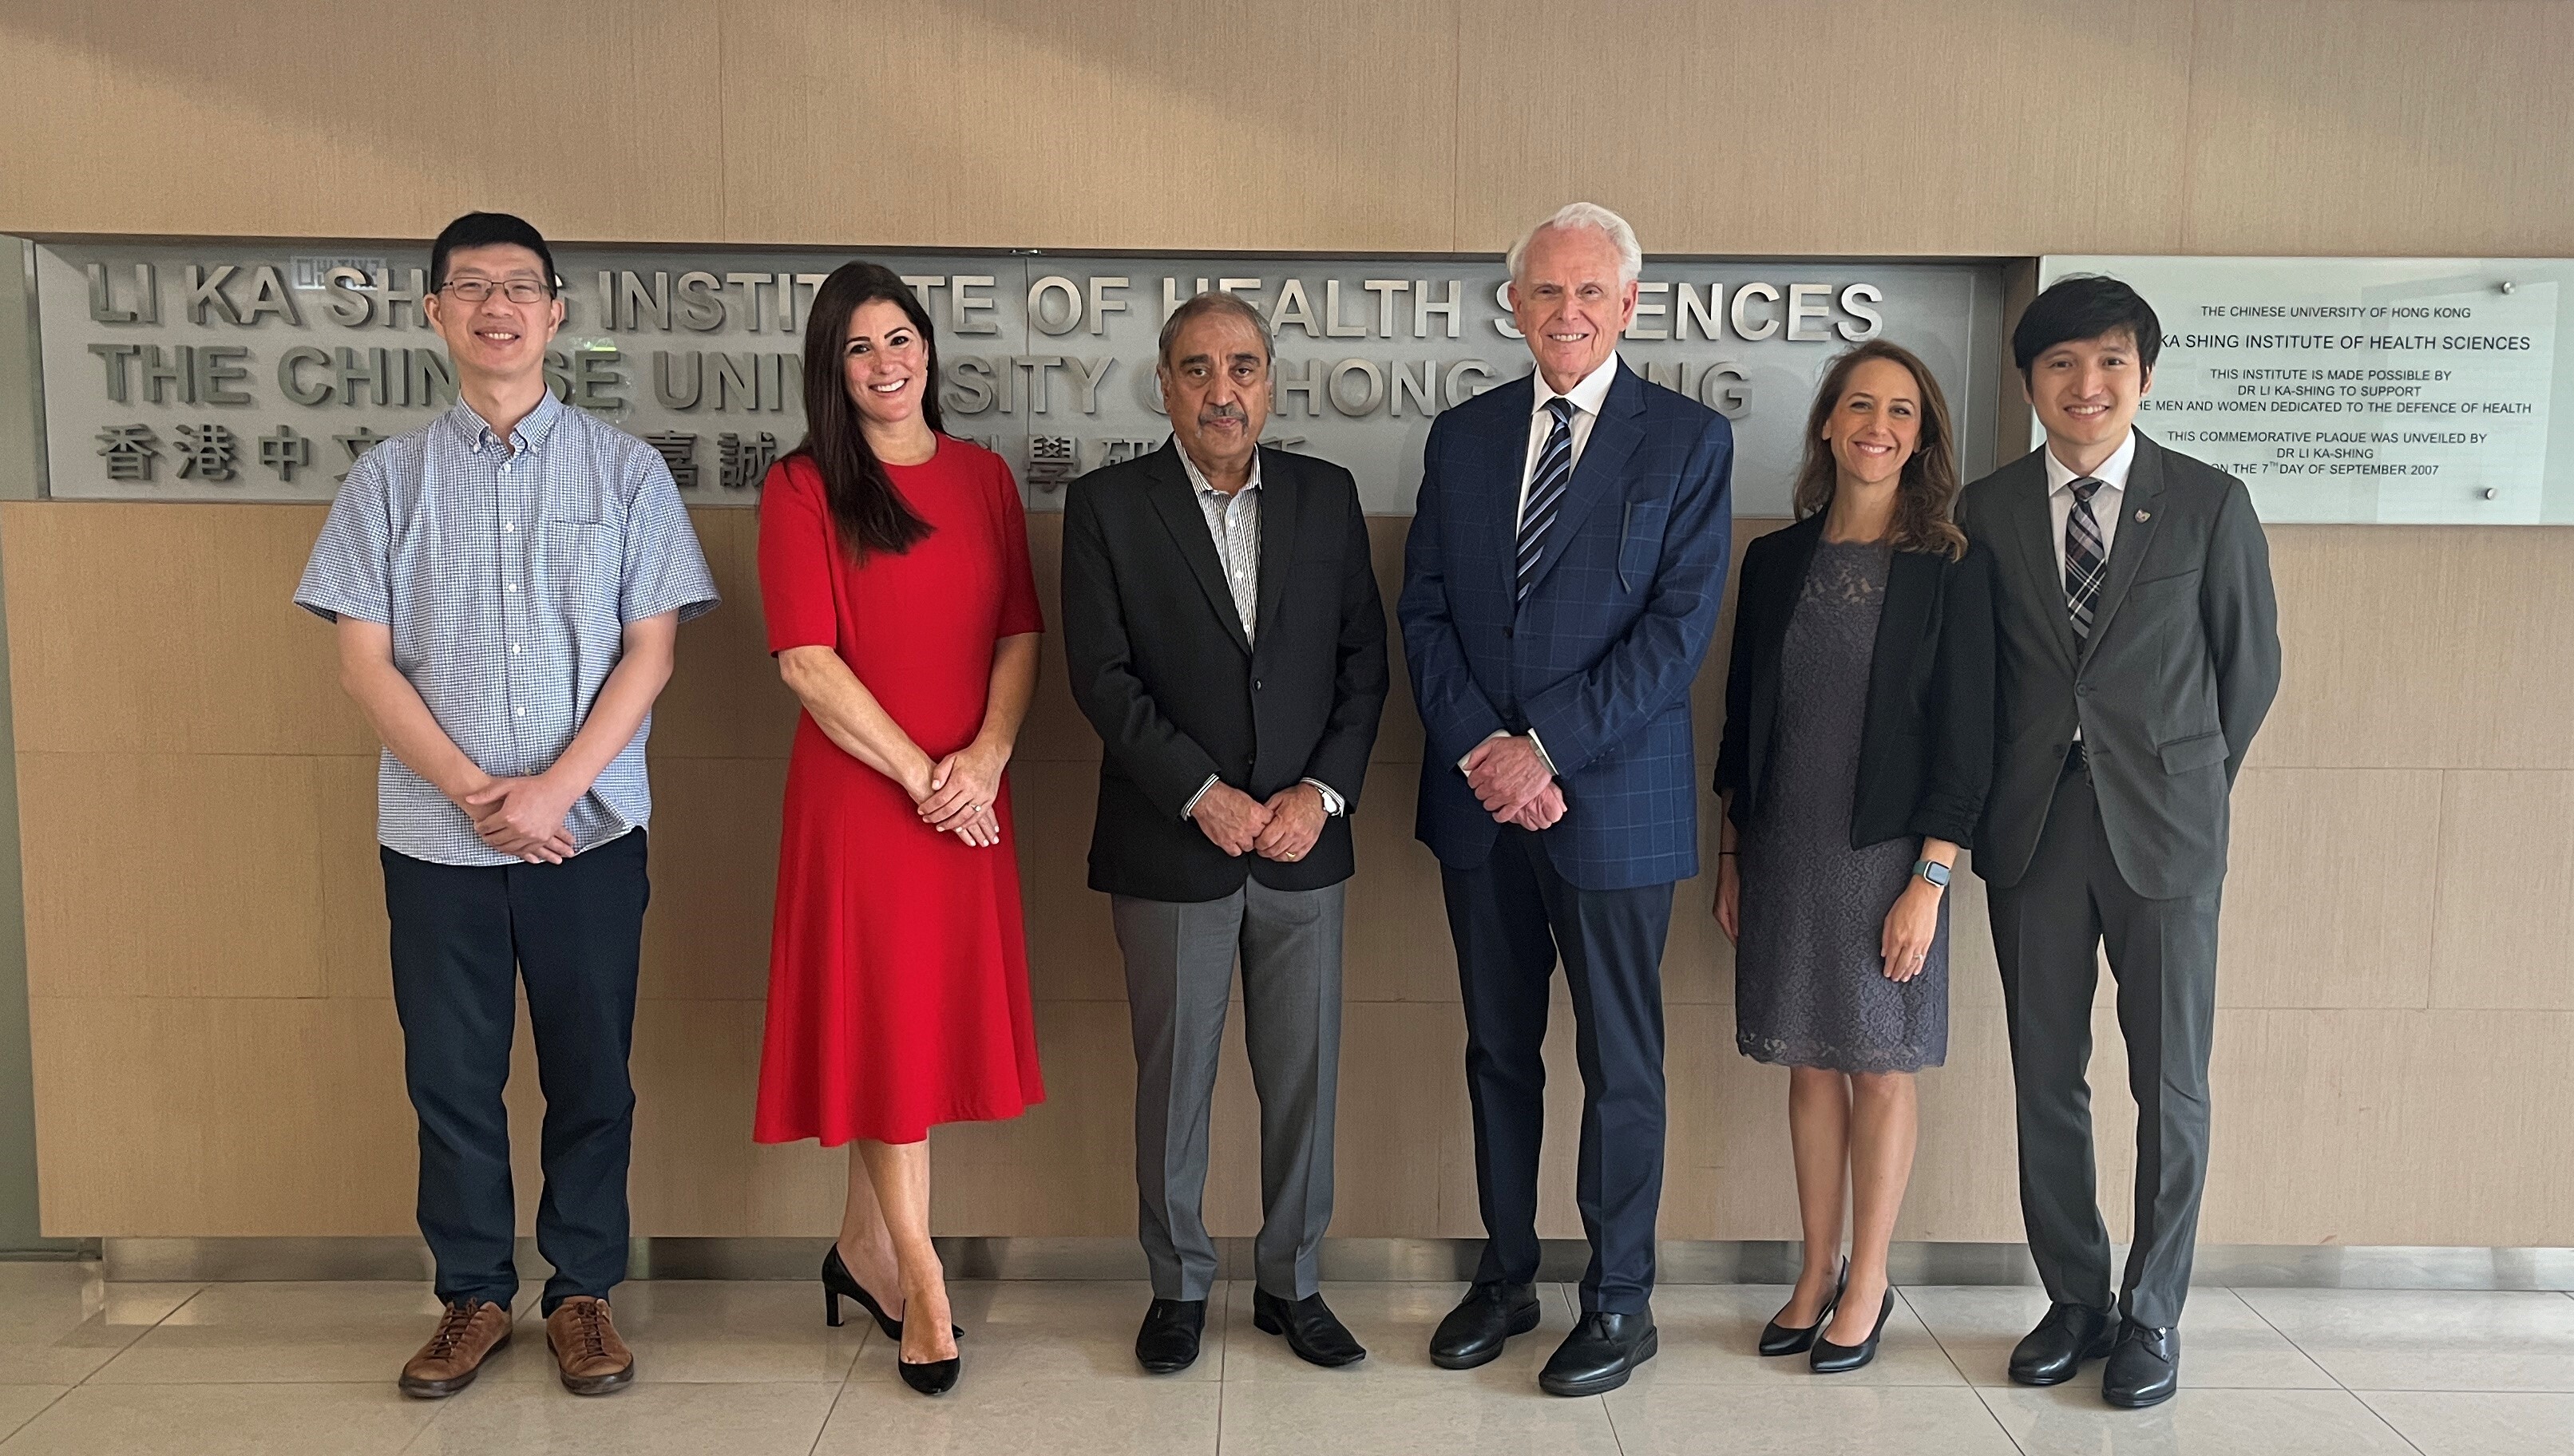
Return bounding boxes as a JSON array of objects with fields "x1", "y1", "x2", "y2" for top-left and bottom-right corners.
[{"x1": 1400, "y1": 203, "x2": 1733, "y2": 1397}]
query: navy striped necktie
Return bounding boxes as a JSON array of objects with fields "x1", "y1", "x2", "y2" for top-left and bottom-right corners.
[
  {"x1": 2064, "y1": 476, "x2": 2107, "y2": 643},
  {"x1": 1515, "y1": 397, "x2": 1578, "y2": 602}
]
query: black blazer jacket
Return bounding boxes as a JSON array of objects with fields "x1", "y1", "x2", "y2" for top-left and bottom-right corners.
[
  {"x1": 1061, "y1": 441, "x2": 1389, "y2": 902},
  {"x1": 1714, "y1": 512, "x2": 1996, "y2": 849}
]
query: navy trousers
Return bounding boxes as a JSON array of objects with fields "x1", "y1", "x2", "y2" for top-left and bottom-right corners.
[
  {"x1": 1443, "y1": 826, "x2": 1674, "y2": 1315},
  {"x1": 381, "y1": 830, "x2": 647, "y2": 1314}
]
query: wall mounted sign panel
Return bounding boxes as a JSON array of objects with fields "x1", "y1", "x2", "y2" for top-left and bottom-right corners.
[
  {"x1": 34, "y1": 242, "x2": 2002, "y2": 514},
  {"x1": 2041, "y1": 255, "x2": 2570, "y2": 524}
]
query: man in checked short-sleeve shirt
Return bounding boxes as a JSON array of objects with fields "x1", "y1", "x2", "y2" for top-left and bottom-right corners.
[{"x1": 293, "y1": 212, "x2": 718, "y2": 1401}]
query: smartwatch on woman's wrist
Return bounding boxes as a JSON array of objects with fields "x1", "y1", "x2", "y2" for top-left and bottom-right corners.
[{"x1": 1912, "y1": 860, "x2": 1950, "y2": 890}]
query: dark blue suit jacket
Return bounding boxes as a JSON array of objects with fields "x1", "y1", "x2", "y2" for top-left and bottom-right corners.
[{"x1": 1399, "y1": 360, "x2": 1734, "y2": 891}]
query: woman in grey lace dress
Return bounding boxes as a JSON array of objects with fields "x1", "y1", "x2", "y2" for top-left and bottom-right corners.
[{"x1": 1711, "y1": 342, "x2": 1994, "y2": 1373}]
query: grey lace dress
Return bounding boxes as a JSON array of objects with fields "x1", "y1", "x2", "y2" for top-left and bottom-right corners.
[{"x1": 1735, "y1": 538, "x2": 1949, "y2": 1074}]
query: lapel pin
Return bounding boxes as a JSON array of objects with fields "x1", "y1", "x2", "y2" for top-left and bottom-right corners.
[{"x1": 2134, "y1": 508, "x2": 2152, "y2": 522}]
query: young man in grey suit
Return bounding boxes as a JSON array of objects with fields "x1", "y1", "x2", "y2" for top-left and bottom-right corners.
[
  {"x1": 1956, "y1": 275, "x2": 2281, "y2": 1409},
  {"x1": 1061, "y1": 291, "x2": 1389, "y2": 1376}
]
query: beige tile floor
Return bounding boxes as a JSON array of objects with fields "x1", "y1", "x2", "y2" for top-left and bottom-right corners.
[{"x1": 0, "y1": 1263, "x2": 2567, "y2": 1454}]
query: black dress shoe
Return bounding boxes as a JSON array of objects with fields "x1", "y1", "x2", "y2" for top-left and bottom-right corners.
[
  {"x1": 1759, "y1": 1260, "x2": 1848, "y2": 1357},
  {"x1": 894, "y1": 1310, "x2": 960, "y2": 1396},
  {"x1": 1808, "y1": 1288, "x2": 1895, "y2": 1374},
  {"x1": 2102, "y1": 1320, "x2": 2180, "y2": 1408},
  {"x1": 1251, "y1": 1288, "x2": 1366, "y2": 1367},
  {"x1": 1430, "y1": 1280, "x2": 1542, "y2": 1370},
  {"x1": 1135, "y1": 1298, "x2": 1206, "y2": 1375},
  {"x1": 1538, "y1": 1311, "x2": 1657, "y2": 1396},
  {"x1": 822, "y1": 1247, "x2": 960, "y2": 1341},
  {"x1": 2009, "y1": 1300, "x2": 2119, "y2": 1386}
]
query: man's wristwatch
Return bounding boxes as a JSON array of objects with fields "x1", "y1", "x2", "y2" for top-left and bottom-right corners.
[{"x1": 1912, "y1": 860, "x2": 1951, "y2": 889}]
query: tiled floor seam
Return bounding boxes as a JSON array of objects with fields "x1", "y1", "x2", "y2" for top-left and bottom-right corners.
[
  {"x1": 77, "y1": 1281, "x2": 210, "y2": 1389},
  {"x1": 1966, "y1": 1386, "x2": 2037, "y2": 1456},
  {"x1": 801, "y1": 1367, "x2": 856, "y2": 1456},
  {"x1": 0, "y1": 1384, "x2": 77, "y2": 1448},
  {"x1": 2224, "y1": 1286, "x2": 2433, "y2": 1456},
  {"x1": 1894, "y1": 1284, "x2": 1981, "y2": 1386},
  {"x1": 1898, "y1": 1289, "x2": 2036, "y2": 1456}
]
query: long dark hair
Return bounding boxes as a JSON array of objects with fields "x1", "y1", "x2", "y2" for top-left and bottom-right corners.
[
  {"x1": 790, "y1": 261, "x2": 940, "y2": 558},
  {"x1": 1790, "y1": 339, "x2": 1967, "y2": 560}
]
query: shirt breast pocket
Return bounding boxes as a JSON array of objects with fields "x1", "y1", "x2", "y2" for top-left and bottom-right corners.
[
  {"x1": 541, "y1": 519, "x2": 620, "y2": 619},
  {"x1": 1617, "y1": 494, "x2": 1669, "y2": 591}
]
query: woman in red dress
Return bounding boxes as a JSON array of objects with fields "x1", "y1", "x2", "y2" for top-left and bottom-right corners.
[{"x1": 754, "y1": 260, "x2": 1044, "y2": 1396}]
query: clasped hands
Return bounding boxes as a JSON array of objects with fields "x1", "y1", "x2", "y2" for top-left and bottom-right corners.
[
  {"x1": 1191, "y1": 781, "x2": 1326, "y2": 861},
  {"x1": 459, "y1": 773, "x2": 582, "y2": 864},
  {"x1": 1463, "y1": 734, "x2": 1564, "y2": 829},
  {"x1": 914, "y1": 741, "x2": 1008, "y2": 849}
]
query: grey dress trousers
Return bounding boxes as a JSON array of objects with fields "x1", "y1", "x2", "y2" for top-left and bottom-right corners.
[{"x1": 1113, "y1": 880, "x2": 1345, "y2": 1301}]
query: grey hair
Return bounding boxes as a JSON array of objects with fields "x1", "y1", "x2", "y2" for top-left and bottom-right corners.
[
  {"x1": 1504, "y1": 202, "x2": 1644, "y2": 287},
  {"x1": 1157, "y1": 290, "x2": 1274, "y2": 370}
]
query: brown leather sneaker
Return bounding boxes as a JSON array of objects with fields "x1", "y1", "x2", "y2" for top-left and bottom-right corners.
[
  {"x1": 545, "y1": 1296, "x2": 636, "y2": 1395},
  {"x1": 399, "y1": 1300, "x2": 512, "y2": 1398}
]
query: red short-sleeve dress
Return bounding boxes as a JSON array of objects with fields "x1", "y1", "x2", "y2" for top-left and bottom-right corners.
[{"x1": 751, "y1": 441, "x2": 1047, "y2": 1145}]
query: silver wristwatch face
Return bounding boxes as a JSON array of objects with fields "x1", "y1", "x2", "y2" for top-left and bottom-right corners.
[{"x1": 1916, "y1": 861, "x2": 1950, "y2": 887}]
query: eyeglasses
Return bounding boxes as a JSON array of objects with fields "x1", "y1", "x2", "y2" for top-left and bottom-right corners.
[{"x1": 438, "y1": 277, "x2": 555, "y2": 304}]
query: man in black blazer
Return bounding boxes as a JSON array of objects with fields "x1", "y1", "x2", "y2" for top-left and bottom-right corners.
[
  {"x1": 1061, "y1": 291, "x2": 1388, "y2": 1376},
  {"x1": 1956, "y1": 276, "x2": 2281, "y2": 1410}
]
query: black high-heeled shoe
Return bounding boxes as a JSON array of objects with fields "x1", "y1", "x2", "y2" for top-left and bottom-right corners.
[
  {"x1": 1809, "y1": 1287, "x2": 1895, "y2": 1374},
  {"x1": 822, "y1": 1247, "x2": 961, "y2": 1343},
  {"x1": 1759, "y1": 1259, "x2": 1847, "y2": 1357},
  {"x1": 896, "y1": 1308, "x2": 961, "y2": 1396}
]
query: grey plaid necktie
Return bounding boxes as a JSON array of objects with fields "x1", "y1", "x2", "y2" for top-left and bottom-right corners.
[
  {"x1": 1515, "y1": 397, "x2": 1577, "y2": 602},
  {"x1": 2064, "y1": 476, "x2": 2107, "y2": 643}
]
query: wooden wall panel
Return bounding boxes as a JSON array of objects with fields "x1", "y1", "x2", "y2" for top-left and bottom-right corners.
[
  {"x1": 2201, "y1": 1010, "x2": 2574, "y2": 1247},
  {"x1": 0, "y1": 504, "x2": 370, "y2": 758},
  {"x1": 1451, "y1": 0, "x2": 2195, "y2": 259},
  {"x1": 715, "y1": 0, "x2": 1461, "y2": 253},
  {"x1": 10, "y1": 3, "x2": 2574, "y2": 260},
  {"x1": 2217, "y1": 768, "x2": 2440, "y2": 1010},
  {"x1": 2432, "y1": 771, "x2": 2574, "y2": 1011},
  {"x1": 2182, "y1": 2, "x2": 2574, "y2": 257},
  {"x1": 17, "y1": 751, "x2": 328, "y2": 1000},
  {"x1": 0, "y1": 2, "x2": 726, "y2": 243},
  {"x1": 2257, "y1": 526, "x2": 2574, "y2": 773},
  {"x1": 29, "y1": 996, "x2": 417, "y2": 1236}
]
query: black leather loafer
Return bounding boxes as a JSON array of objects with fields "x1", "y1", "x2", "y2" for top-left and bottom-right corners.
[
  {"x1": 2103, "y1": 1320, "x2": 2180, "y2": 1408},
  {"x1": 1538, "y1": 1310, "x2": 1657, "y2": 1396},
  {"x1": 1809, "y1": 1288, "x2": 1895, "y2": 1374},
  {"x1": 2010, "y1": 1301, "x2": 2119, "y2": 1386},
  {"x1": 1135, "y1": 1297, "x2": 1206, "y2": 1375},
  {"x1": 1251, "y1": 1288, "x2": 1366, "y2": 1367},
  {"x1": 1430, "y1": 1280, "x2": 1541, "y2": 1370}
]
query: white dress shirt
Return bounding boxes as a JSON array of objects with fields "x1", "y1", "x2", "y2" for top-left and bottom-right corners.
[
  {"x1": 1170, "y1": 443, "x2": 1344, "y2": 822},
  {"x1": 1515, "y1": 351, "x2": 1623, "y2": 529},
  {"x1": 2044, "y1": 428, "x2": 2136, "y2": 742},
  {"x1": 1467, "y1": 352, "x2": 1623, "y2": 781},
  {"x1": 2042, "y1": 427, "x2": 2136, "y2": 580}
]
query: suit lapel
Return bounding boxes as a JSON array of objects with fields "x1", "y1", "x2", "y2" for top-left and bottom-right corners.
[
  {"x1": 2003, "y1": 454, "x2": 2080, "y2": 668},
  {"x1": 1475, "y1": 375, "x2": 1537, "y2": 610},
  {"x1": 1871, "y1": 542, "x2": 1938, "y2": 713},
  {"x1": 1250, "y1": 448, "x2": 1300, "y2": 659},
  {"x1": 2075, "y1": 432, "x2": 2169, "y2": 670},
  {"x1": 1142, "y1": 441, "x2": 1253, "y2": 656},
  {"x1": 1519, "y1": 361, "x2": 1645, "y2": 603}
]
